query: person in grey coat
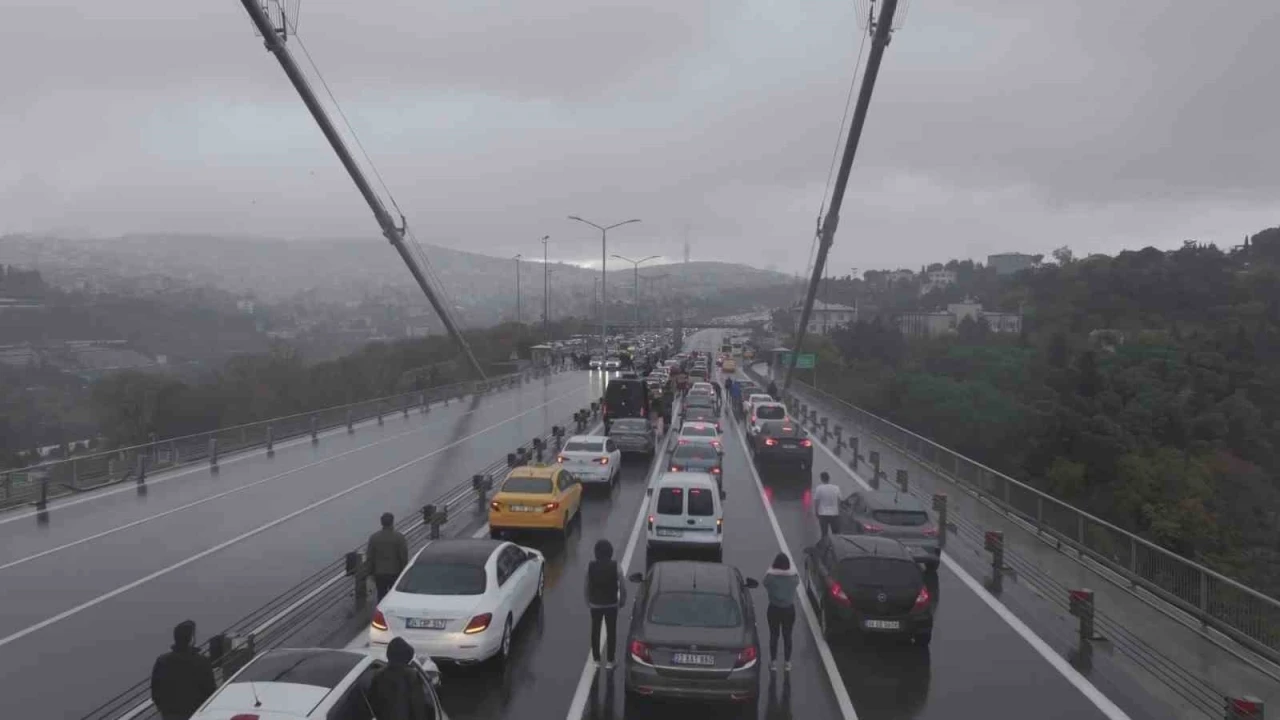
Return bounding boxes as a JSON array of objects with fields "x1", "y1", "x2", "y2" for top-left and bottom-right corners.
[
  {"x1": 368, "y1": 512, "x2": 409, "y2": 601},
  {"x1": 763, "y1": 552, "x2": 800, "y2": 672}
]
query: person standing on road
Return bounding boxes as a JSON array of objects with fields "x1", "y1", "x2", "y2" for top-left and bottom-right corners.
[
  {"x1": 767, "y1": 379, "x2": 779, "y2": 398},
  {"x1": 368, "y1": 512, "x2": 409, "y2": 601},
  {"x1": 369, "y1": 636, "x2": 432, "y2": 720},
  {"x1": 763, "y1": 553, "x2": 800, "y2": 672},
  {"x1": 150, "y1": 619, "x2": 216, "y2": 720},
  {"x1": 813, "y1": 472, "x2": 843, "y2": 537},
  {"x1": 584, "y1": 539, "x2": 628, "y2": 670}
]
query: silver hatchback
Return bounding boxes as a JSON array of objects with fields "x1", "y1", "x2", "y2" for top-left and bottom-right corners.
[{"x1": 608, "y1": 417, "x2": 657, "y2": 456}]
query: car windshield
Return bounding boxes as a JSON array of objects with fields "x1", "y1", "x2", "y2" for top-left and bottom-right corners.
[
  {"x1": 682, "y1": 426, "x2": 717, "y2": 437},
  {"x1": 396, "y1": 561, "x2": 487, "y2": 596},
  {"x1": 502, "y1": 476, "x2": 553, "y2": 494},
  {"x1": 687, "y1": 487, "x2": 715, "y2": 516},
  {"x1": 673, "y1": 444, "x2": 719, "y2": 460},
  {"x1": 756, "y1": 406, "x2": 786, "y2": 420},
  {"x1": 563, "y1": 440, "x2": 604, "y2": 453},
  {"x1": 656, "y1": 487, "x2": 684, "y2": 514},
  {"x1": 611, "y1": 419, "x2": 648, "y2": 433},
  {"x1": 872, "y1": 509, "x2": 930, "y2": 527},
  {"x1": 648, "y1": 592, "x2": 742, "y2": 628}
]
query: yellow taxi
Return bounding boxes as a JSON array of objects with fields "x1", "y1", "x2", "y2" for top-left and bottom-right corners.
[
  {"x1": 722, "y1": 358, "x2": 738, "y2": 373},
  {"x1": 488, "y1": 464, "x2": 582, "y2": 538}
]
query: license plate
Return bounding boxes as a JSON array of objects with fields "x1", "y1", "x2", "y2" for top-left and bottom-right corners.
[
  {"x1": 781, "y1": 441, "x2": 796, "y2": 448},
  {"x1": 671, "y1": 653, "x2": 716, "y2": 666},
  {"x1": 656, "y1": 528, "x2": 683, "y2": 537},
  {"x1": 509, "y1": 505, "x2": 536, "y2": 512},
  {"x1": 864, "y1": 619, "x2": 900, "y2": 630},
  {"x1": 407, "y1": 618, "x2": 448, "y2": 630}
]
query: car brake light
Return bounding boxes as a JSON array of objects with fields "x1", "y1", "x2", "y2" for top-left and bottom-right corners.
[
  {"x1": 489, "y1": 500, "x2": 500, "y2": 511},
  {"x1": 862, "y1": 522, "x2": 884, "y2": 534},
  {"x1": 829, "y1": 580, "x2": 852, "y2": 607},
  {"x1": 670, "y1": 465, "x2": 680, "y2": 472},
  {"x1": 542, "y1": 502, "x2": 560, "y2": 513},
  {"x1": 464, "y1": 613, "x2": 492, "y2": 634},
  {"x1": 648, "y1": 515, "x2": 654, "y2": 531},
  {"x1": 913, "y1": 585, "x2": 931, "y2": 611},
  {"x1": 596, "y1": 457, "x2": 609, "y2": 465},
  {"x1": 734, "y1": 645, "x2": 758, "y2": 668},
  {"x1": 711, "y1": 467, "x2": 721, "y2": 474},
  {"x1": 630, "y1": 639, "x2": 652, "y2": 663},
  {"x1": 922, "y1": 527, "x2": 939, "y2": 537},
  {"x1": 764, "y1": 438, "x2": 777, "y2": 447},
  {"x1": 371, "y1": 610, "x2": 388, "y2": 631},
  {"x1": 230, "y1": 715, "x2": 261, "y2": 720},
  {"x1": 716, "y1": 517, "x2": 723, "y2": 534},
  {"x1": 556, "y1": 455, "x2": 566, "y2": 464},
  {"x1": 800, "y1": 439, "x2": 812, "y2": 448}
]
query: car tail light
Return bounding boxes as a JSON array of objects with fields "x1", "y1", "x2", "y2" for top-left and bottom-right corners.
[
  {"x1": 556, "y1": 455, "x2": 567, "y2": 464},
  {"x1": 800, "y1": 439, "x2": 813, "y2": 448},
  {"x1": 596, "y1": 456, "x2": 610, "y2": 465},
  {"x1": 371, "y1": 610, "x2": 388, "y2": 631},
  {"x1": 734, "y1": 645, "x2": 758, "y2": 668},
  {"x1": 711, "y1": 467, "x2": 721, "y2": 474},
  {"x1": 716, "y1": 518, "x2": 723, "y2": 534},
  {"x1": 712, "y1": 440, "x2": 721, "y2": 449},
  {"x1": 670, "y1": 465, "x2": 680, "y2": 471},
  {"x1": 764, "y1": 438, "x2": 777, "y2": 447},
  {"x1": 922, "y1": 527, "x2": 939, "y2": 537},
  {"x1": 463, "y1": 613, "x2": 492, "y2": 634},
  {"x1": 630, "y1": 639, "x2": 652, "y2": 663},
  {"x1": 861, "y1": 522, "x2": 884, "y2": 534},
  {"x1": 913, "y1": 585, "x2": 931, "y2": 611},
  {"x1": 829, "y1": 580, "x2": 852, "y2": 607},
  {"x1": 648, "y1": 515, "x2": 654, "y2": 531},
  {"x1": 489, "y1": 500, "x2": 500, "y2": 512},
  {"x1": 542, "y1": 502, "x2": 560, "y2": 513},
  {"x1": 230, "y1": 715, "x2": 261, "y2": 720}
]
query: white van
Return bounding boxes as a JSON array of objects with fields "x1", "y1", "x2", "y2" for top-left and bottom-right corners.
[{"x1": 645, "y1": 471, "x2": 724, "y2": 562}]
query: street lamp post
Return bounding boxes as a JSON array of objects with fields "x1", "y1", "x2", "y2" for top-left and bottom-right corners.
[
  {"x1": 612, "y1": 254, "x2": 660, "y2": 330},
  {"x1": 541, "y1": 235, "x2": 550, "y2": 339},
  {"x1": 568, "y1": 216, "x2": 641, "y2": 361},
  {"x1": 513, "y1": 254, "x2": 522, "y2": 324}
]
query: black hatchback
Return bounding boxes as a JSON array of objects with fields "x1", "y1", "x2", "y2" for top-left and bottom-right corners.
[{"x1": 801, "y1": 535, "x2": 934, "y2": 646}]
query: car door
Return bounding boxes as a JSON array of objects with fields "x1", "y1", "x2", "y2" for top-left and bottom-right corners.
[
  {"x1": 493, "y1": 549, "x2": 517, "y2": 625},
  {"x1": 604, "y1": 439, "x2": 621, "y2": 471},
  {"x1": 807, "y1": 536, "x2": 834, "y2": 595},
  {"x1": 500, "y1": 544, "x2": 536, "y2": 621},
  {"x1": 558, "y1": 470, "x2": 583, "y2": 517},
  {"x1": 411, "y1": 662, "x2": 445, "y2": 720}
]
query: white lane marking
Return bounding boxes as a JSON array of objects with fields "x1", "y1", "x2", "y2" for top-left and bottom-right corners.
[
  {"x1": 0, "y1": 375, "x2": 573, "y2": 526},
  {"x1": 729, "y1": 407, "x2": 859, "y2": 720},
  {"x1": 0, "y1": 391, "x2": 580, "y2": 651},
  {"x1": 564, "y1": 420, "x2": 672, "y2": 719},
  {"x1": 811, "y1": 438, "x2": 1132, "y2": 720}
]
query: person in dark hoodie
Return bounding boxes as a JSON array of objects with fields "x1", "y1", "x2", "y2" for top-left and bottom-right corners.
[
  {"x1": 369, "y1": 637, "x2": 432, "y2": 720},
  {"x1": 762, "y1": 553, "x2": 800, "y2": 672},
  {"x1": 584, "y1": 539, "x2": 629, "y2": 670},
  {"x1": 150, "y1": 620, "x2": 216, "y2": 720}
]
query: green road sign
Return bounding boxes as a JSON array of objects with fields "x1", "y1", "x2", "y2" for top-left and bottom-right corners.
[{"x1": 780, "y1": 352, "x2": 816, "y2": 369}]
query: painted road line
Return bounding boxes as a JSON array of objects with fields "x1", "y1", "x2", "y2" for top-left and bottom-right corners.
[
  {"x1": 0, "y1": 391, "x2": 579, "y2": 651},
  {"x1": 812, "y1": 438, "x2": 1132, "y2": 720}
]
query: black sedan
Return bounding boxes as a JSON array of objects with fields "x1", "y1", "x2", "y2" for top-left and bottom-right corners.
[
  {"x1": 625, "y1": 561, "x2": 762, "y2": 711},
  {"x1": 802, "y1": 535, "x2": 934, "y2": 646},
  {"x1": 749, "y1": 420, "x2": 813, "y2": 470}
]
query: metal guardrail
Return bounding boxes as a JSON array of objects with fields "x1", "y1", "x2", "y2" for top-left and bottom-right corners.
[
  {"x1": 1, "y1": 367, "x2": 563, "y2": 509},
  {"x1": 744, "y1": 364, "x2": 1280, "y2": 664},
  {"x1": 81, "y1": 408, "x2": 584, "y2": 720}
]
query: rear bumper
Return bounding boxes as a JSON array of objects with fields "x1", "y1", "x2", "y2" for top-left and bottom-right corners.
[
  {"x1": 830, "y1": 605, "x2": 934, "y2": 636},
  {"x1": 613, "y1": 439, "x2": 654, "y2": 453},
  {"x1": 647, "y1": 532, "x2": 722, "y2": 550},
  {"x1": 489, "y1": 510, "x2": 567, "y2": 530},
  {"x1": 626, "y1": 661, "x2": 758, "y2": 702},
  {"x1": 371, "y1": 630, "x2": 501, "y2": 665}
]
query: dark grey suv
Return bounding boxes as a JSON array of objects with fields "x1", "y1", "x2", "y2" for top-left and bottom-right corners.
[
  {"x1": 624, "y1": 561, "x2": 761, "y2": 712},
  {"x1": 839, "y1": 491, "x2": 941, "y2": 570}
]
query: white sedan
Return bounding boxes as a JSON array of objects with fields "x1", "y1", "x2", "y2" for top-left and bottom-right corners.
[
  {"x1": 371, "y1": 539, "x2": 544, "y2": 666},
  {"x1": 556, "y1": 435, "x2": 622, "y2": 485}
]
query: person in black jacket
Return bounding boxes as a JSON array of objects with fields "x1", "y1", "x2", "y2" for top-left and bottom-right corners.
[
  {"x1": 584, "y1": 539, "x2": 628, "y2": 670},
  {"x1": 369, "y1": 637, "x2": 433, "y2": 720},
  {"x1": 150, "y1": 620, "x2": 216, "y2": 720},
  {"x1": 367, "y1": 512, "x2": 409, "y2": 601}
]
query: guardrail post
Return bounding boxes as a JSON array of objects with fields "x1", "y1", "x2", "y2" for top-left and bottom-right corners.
[
  {"x1": 869, "y1": 451, "x2": 881, "y2": 489},
  {"x1": 820, "y1": 417, "x2": 829, "y2": 441},
  {"x1": 516, "y1": 447, "x2": 529, "y2": 466},
  {"x1": 833, "y1": 425, "x2": 843, "y2": 449},
  {"x1": 472, "y1": 474, "x2": 492, "y2": 515},
  {"x1": 533, "y1": 437, "x2": 545, "y2": 463},
  {"x1": 378, "y1": 402, "x2": 385, "y2": 424},
  {"x1": 809, "y1": 409, "x2": 819, "y2": 427},
  {"x1": 310, "y1": 415, "x2": 319, "y2": 444},
  {"x1": 985, "y1": 530, "x2": 1004, "y2": 594},
  {"x1": 346, "y1": 552, "x2": 366, "y2": 609},
  {"x1": 507, "y1": 452, "x2": 519, "y2": 469},
  {"x1": 590, "y1": 401, "x2": 599, "y2": 417},
  {"x1": 1069, "y1": 588, "x2": 1103, "y2": 643},
  {"x1": 800, "y1": 403, "x2": 808, "y2": 422},
  {"x1": 896, "y1": 469, "x2": 908, "y2": 493},
  {"x1": 420, "y1": 392, "x2": 427, "y2": 413},
  {"x1": 2, "y1": 472, "x2": 9, "y2": 501},
  {"x1": 552, "y1": 426, "x2": 565, "y2": 453},
  {"x1": 932, "y1": 493, "x2": 949, "y2": 549},
  {"x1": 37, "y1": 477, "x2": 48, "y2": 511},
  {"x1": 403, "y1": 401, "x2": 410, "y2": 418},
  {"x1": 849, "y1": 437, "x2": 859, "y2": 470},
  {"x1": 347, "y1": 409, "x2": 354, "y2": 434},
  {"x1": 136, "y1": 453, "x2": 147, "y2": 484},
  {"x1": 170, "y1": 440, "x2": 178, "y2": 465},
  {"x1": 209, "y1": 438, "x2": 219, "y2": 472},
  {"x1": 1225, "y1": 696, "x2": 1265, "y2": 719},
  {"x1": 266, "y1": 425, "x2": 275, "y2": 456}
]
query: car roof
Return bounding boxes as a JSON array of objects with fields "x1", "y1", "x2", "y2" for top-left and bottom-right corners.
[
  {"x1": 416, "y1": 538, "x2": 502, "y2": 565},
  {"x1": 656, "y1": 471, "x2": 717, "y2": 488},
  {"x1": 861, "y1": 491, "x2": 928, "y2": 512},
  {"x1": 566, "y1": 435, "x2": 607, "y2": 443},
  {"x1": 831, "y1": 534, "x2": 915, "y2": 560},
  {"x1": 651, "y1": 561, "x2": 738, "y2": 595},
  {"x1": 204, "y1": 648, "x2": 370, "y2": 717}
]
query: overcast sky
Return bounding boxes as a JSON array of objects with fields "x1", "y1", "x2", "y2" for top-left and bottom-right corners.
[{"x1": 2, "y1": 0, "x2": 1277, "y2": 275}]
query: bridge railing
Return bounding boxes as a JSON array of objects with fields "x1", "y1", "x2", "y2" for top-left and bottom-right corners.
[
  {"x1": 745, "y1": 364, "x2": 1280, "y2": 664},
  {"x1": 0, "y1": 368, "x2": 557, "y2": 509}
]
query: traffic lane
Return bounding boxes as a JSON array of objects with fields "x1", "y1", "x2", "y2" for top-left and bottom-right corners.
[
  {"x1": 438, "y1": 452, "x2": 660, "y2": 720},
  {"x1": 0, "y1": 369, "x2": 591, "y2": 564},
  {"x1": 590, "y1": 416, "x2": 842, "y2": 720},
  {"x1": 0, "y1": 383, "x2": 599, "y2": 720},
  {"x1": 757, "y1": 441, "x2": 1112, "y2": 720},
  {"x1": 0, "y1": 383, "x2": 589, "y2": 638}
]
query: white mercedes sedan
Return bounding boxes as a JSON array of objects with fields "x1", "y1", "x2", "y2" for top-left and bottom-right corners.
[{"x1": 370, "y1": 539, "x2": 544, "y2": 666}]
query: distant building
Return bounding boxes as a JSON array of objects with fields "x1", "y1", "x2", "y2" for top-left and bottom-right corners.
[
  {"x1": 897, "y1": 299, "x2": 1022, "y2": 338},
  {"x1": 790, "y1": 300, "x2": 857, "y2": 334},
  {"x1": 987, "y1": 253, "x2": 1042, "y2": 275},
  {"x1": 920, "y1": 269, "x2": 957, "y2": 295},
  {"x1": 885, "y1": 269, "x2": 915, "y2": 284},
  {"x1": 236, "y1": 299, "x2": 256, "y2": 315}
]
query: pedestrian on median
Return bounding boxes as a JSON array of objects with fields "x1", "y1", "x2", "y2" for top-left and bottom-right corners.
[
  {"x1": 369, "y1": 636, "x2": 432, "y2": 720},
  {"x1": 767, "y1": 379, "x2": 779, "y2": 399},
  {"x1": 763, "y1": 553, "x2": 800, "y2": 672},
  {"x1": 584, "y1": 539, "x2": 628, "y2": 670},
  {"x1": 813, "y1": 471, "x2": 843, "y2": 537},
  {"x1": 150, "y1": 619, "x2": 216, "y2": 720},
  {"x1": 368, "y1": 512, "x2": 409, "y2": 602}
]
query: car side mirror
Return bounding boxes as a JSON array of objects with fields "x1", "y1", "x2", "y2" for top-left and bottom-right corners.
[
  {"x1": 743, "y1": 578, "x2": 760, "y2": 589},
  {"x1": 719, "y1": 489, "x2": 727, "y2": 501},
  {"x1": 628, "y1": 572, "x2": 644, "y2": 583}
]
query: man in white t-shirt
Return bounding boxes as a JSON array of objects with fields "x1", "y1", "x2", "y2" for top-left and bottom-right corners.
[{"x1": 813, "y1": 471, "x2": 843, "y2": 537}]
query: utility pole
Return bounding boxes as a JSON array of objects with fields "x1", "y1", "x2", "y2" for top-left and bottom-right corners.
[
  {"x1": 237, "y1": 0, "x2": 485, "y2": 379},
  {"x1": 612, "y1": 254, "x2": 659, "y2": 331},
  {"x1": 784, "y1": 0, "x2": 901, "y2": 394},
  {"x1": 513, "y1": 254, "x2": 522, "y2": 324},
  {"x1": 541, "y1": 235, "x2": 550, "y2": 339},
  {"x1": 568, "y1": 216, "x2": 641, "y2": 361}
]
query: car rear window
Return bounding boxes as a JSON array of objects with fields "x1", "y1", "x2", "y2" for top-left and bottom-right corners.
[
  {"x1": 502, "y1": 476, "x2": 553, "y2": 494},
  {"x1": 396, "y1": 561, "x2": 487, "y2": 596},
  {"x1": 673, "y1": 444, "x2": 719, "y2": 460},
  {"x1": 871, "y1": 509, "x2": 930, "y2": 527},
  {"x1": 563, "y1": 440, "x2": 603, "y2": 453},
  {"x1": 230, "y1": 649, "x2": 363, "y2": 689},
  {"x1": 682, "y1": 425, "x2": 716, "y2": 437},
  {"x1": 837, "y1": 558, "x2": 922, "y2": 587},
  {"x1": 687, "y1": 487, "x2": 715, "y2": 516},
  {"x1": 648, "y1": 592, "x2": 741, "y2": 628},
  {"x1": 656, "y1": 487, "x2": 684, "y2": 515},
  {"x1": 611, "y1": 419, "x2": 648, "y2": 432},
  {"x1": 756, "y1": 406, "x2": 786, "y2": 420}
]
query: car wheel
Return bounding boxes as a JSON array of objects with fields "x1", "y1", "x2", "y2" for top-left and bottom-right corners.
[{"x1": 915, "y1": 630, "x2": 932, "y2": 647}]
